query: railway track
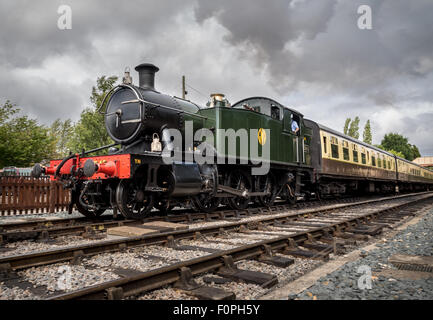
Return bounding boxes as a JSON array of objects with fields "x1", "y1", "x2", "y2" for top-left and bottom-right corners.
[
  {"x1": 0, "y1": 191, "x2": 432, "y2": 300},
  {"x1": 0, "y1": 193, "x2": 424, "y2": 271},
  {"x1": 42, "y1": 191, "x2": 432, "y2": 300},
  {"x1": 0, "y1": 197, "x2": 366, "y2": 243}
]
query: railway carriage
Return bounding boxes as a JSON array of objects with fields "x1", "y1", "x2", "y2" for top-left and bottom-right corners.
[
  {"x1": 304, "y1": 121, "x2": 433, "y2": 197},
  {"x1": 396, "y1": 157, "x2": 433, "y2": 190}
]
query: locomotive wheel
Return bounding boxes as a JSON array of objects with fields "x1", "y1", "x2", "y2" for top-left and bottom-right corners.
[
  {"x1": 256, "y1": 174, "x2": 277, "y2": 207},
  {"x1": 116, "y1": 179, "x2": 154, "y2": 220},
  {"x1": 192, "y1": 194, "x2": 221, "y2": 213},
  {"x1": 227, "y1": 170, "x2": 251, "y2": 210},
  {"x1": 154, "y1": 200, "x2": 174, "y2": 215},
  {"x1": 73, "y1": 185, "x2": 106, "y2": 218}
]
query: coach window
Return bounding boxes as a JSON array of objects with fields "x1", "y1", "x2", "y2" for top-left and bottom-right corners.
[
  {"x1": 323, "y1": 136, "x2": 328, "y2": 154},
  {"x1": 343, "y1": 141, "x2": 349, "y2": 161},
  {"x1": 352, "y1": 144, "x2": 359, "y2": 163},
  {"x1": 331, "y1": 137, "x2": 339, "y2": 159},
  {"x1": 361, "y1": 153, "x2": 366, "y2": 164},
  {"x1": 372, "y1": 153, "x2": 376, "y2": 166},
  {"x1": 378, "y1": 156, "x2": 382, "y2": 168},
  {"x1": 384, "y1": 158, "x2": 387, "y2": 169}
]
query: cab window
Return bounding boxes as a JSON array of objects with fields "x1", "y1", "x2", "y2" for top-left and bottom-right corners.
[{"x1": 270, "y1": 105, "x2": 281, "y2": 120}]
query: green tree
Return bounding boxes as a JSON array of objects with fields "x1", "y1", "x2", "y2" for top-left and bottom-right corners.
[
  {"x1": 67, "y1": 76, "x2": 118, "y2": 153},
  {"x1": 0, "y1": 100, "x2": 55, "y2": 167},
  {"x1": 348, "y1": 116, "x2": 360, "y2": 139},
  {"x1": 343, "y1": 118, "x2": 351, "y2": 135},
  {"x1": 380, "y1": 133, "x2": 421, "y2": 161},
  {"x1": 387, "y1": 149, "x2": 405, "y2": 158},
  {"x1": 363, "y1": 120, "x2": 372, "y2": 144},
  {"x1": 410, "y1": 144, "x2": 421, "y2": 160},
  {"x1": 49, "y1": 119, "x2": 74, "y2": 159},
  {"x1": 0, "y1": 100, "x2": 18, "y2": 123}
]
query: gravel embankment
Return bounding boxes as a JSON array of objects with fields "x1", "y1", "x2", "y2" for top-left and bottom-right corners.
[{"x1": 293, "y1": 207, "x2": 433, "y2": 300}]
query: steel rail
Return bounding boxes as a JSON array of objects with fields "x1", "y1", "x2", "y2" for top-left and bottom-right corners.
[
  {"x1": 0, "y1": 192, "x2": 423, "y2": 238},
  {"x1": 0, "y1": 198, "x2": 364, "y2": 242},
  {"x1": 0, "y1": 205, "x2": 289, "y2": 242},
  {"x1": 0, "y1": 192, "x2": 423, "y2": 239}
]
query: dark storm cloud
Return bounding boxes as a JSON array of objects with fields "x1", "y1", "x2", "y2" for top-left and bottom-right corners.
[
  {"x1": 0, "y1": 0, "x2": 191, "y2": 68},
  {"x1": 0, "y1": 0, "x2": 432, "y2": 155},
  {"x1": 194, "y1": 0, "x2": 433, "y2": 155},
  {"x1": 194, "y1": 0, "x2": 336, "y2": 79},
  {"x1": 195, "y1": 0, "x2": 433, "y2": 95},
  {"x1": 0, "y1": 0, "x2": 196, "y2": 122}
]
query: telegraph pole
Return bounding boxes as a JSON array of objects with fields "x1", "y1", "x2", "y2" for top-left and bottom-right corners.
[{"x1": 182, "y1": 75, "x2": 186, "y2": 99}]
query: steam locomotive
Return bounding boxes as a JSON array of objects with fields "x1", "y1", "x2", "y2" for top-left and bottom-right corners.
[{"x1": 32, "y1": 63, "x2": 433, "y2": 219}]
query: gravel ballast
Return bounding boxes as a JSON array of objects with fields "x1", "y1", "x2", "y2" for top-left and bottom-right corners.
[{"x1": 293, "y1": 206, "x2": 433, "y2": 300}]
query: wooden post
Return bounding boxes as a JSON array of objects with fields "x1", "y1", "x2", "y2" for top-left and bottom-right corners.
[{"x1": 49, "y1": 180, "x2": 56, "y2": 213}]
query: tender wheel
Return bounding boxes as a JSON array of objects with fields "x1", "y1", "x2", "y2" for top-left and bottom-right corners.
[
  {"x1": 227, "y1": 170, "x2": 251, "y2": 210},
  {"x1": 73, "y1": 184, "x2": 106, "y2": 218},
  {"x1": 116, "y1": 179, "x2": 154, "y2": 220},
  {"x1": 192, "y1": 194, "x2": 221, "y2": 213},
  {"x1": 256, "y1": 174, "x2": 277, "y2": 207}
]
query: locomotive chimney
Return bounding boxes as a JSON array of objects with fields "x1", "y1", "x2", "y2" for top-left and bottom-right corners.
[{"x1": 135, "y1": 63, "x2": 159, "y2": 90}]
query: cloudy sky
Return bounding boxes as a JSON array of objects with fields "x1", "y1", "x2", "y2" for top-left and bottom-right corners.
[{"x1": 1, "y1": 0, "x2": 432, "y2": 154}]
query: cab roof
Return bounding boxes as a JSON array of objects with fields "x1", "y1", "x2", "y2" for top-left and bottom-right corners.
[{"x1": 232, "y1": 96, "x2": 304, "y2": 117}]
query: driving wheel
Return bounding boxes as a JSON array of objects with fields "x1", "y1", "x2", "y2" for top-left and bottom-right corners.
[
  {"x1": 256, "y1": 174, "x2": 277, "y2": 207},
  {"x1": 226, "y1": 170, "x2": 251, "y2": 210},
  {"x1": 192, "y1": 193, "x2": 221, "y2": 213},
  {"x1": 116, "y1": 179, "x2": 154, "y2": 219}
]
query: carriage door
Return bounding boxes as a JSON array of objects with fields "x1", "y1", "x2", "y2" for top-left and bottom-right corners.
[{"x1": 283, "y1": 109, "x2": 304, "y2": 164}]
